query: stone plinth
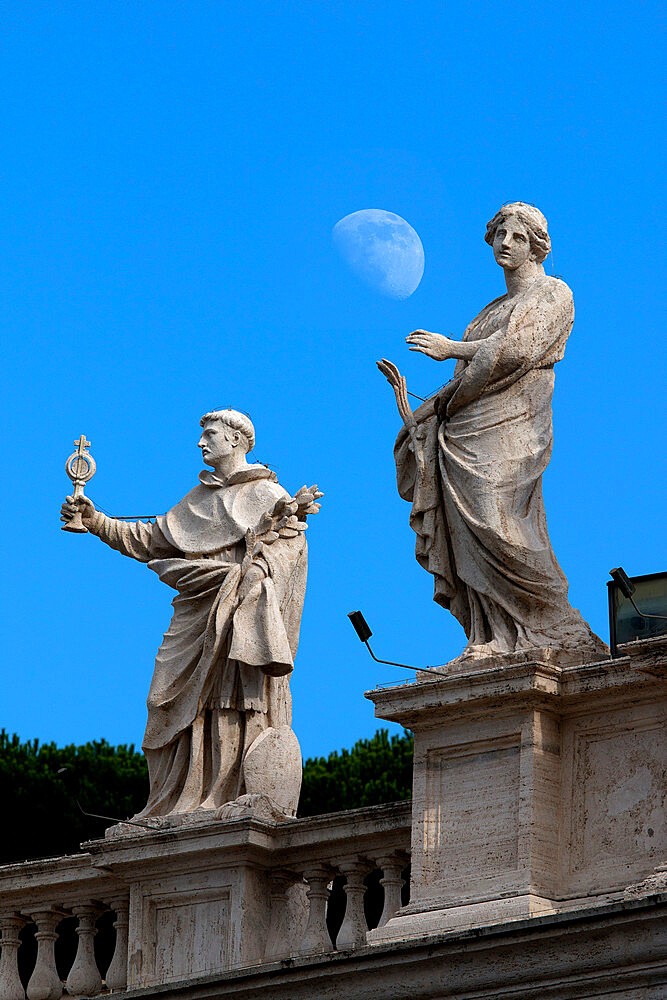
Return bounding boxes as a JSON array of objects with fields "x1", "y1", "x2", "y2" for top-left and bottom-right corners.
[
  {"x1": 86, "y1": 802, "x2": 411, "y2": 989},
  {"x1": 366, "y1": 636, "x2": 666, "y2": 942}
]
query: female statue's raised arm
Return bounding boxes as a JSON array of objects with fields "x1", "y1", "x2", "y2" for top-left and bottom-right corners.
[{"x1": 406, "y1": 329, "x2": 480, "y2": 362}]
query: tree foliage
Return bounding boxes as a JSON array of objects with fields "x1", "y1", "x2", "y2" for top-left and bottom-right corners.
[
  {"x1": 298, "y1": 728, "x2": 413, "y2": 817},
  {"x1": 0, "y1": 727, "x2": 413, "y2": 863},
  {"x1": 0, "y1": 730, "x2": 149, "y2": 864}
]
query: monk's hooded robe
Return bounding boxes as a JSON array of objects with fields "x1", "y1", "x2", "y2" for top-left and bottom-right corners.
[
  {"x1": 89, "y1": 465, "x2": 307, "y2": 817},
  {"x1": 395, "y1": 276, "x2": 606, "y2": 658}
]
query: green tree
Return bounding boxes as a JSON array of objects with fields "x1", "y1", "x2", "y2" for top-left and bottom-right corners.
[
  {"x1": 0, "y1": 730, "x2": 149, "y2": 864},
  {"x1": 299, "y1": 728, "x2": 413, "y2": 817}
]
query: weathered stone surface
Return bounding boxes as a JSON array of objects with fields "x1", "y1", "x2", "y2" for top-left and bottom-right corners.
[
  {"x1": 0, "y1": 803, "x2": 411, "y2": 991},
  {"x1": 0, "y1": 913, "x2": 28, "y2": 1000},
  {"x1": 1, "y1": 640, "x2": 665, "y2": 996},
  {"x1": 88, "y1": 803, "x2": 410, "y2": 988},
  {"x1": 102, "y1": 895, "x2": 667, "y2": 998},
  {"x1": 378, "y1": 203, "x2": 607, "y2": 663},
  {"x1": 367, "y1": 636, "x2": 666, "y2": 943},
  {"x1": 61, "y1": 409, "x2": 321, "y2": 822}
]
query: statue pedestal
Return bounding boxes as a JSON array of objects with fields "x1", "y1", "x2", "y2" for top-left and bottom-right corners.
[
  {"x1": 81, "y1": 802, "x2": 410, "y2": 989},
  {"x1": 366, "y1": 636, "x2": 666, "y2": 943},
  {"x1": 92, "y1": 819, "x2": 280, "y2": 986}
]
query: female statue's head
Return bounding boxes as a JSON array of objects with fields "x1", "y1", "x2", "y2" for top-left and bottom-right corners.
[{"x1": 485, "y1": 202, "x2": 551, "y2": 269}]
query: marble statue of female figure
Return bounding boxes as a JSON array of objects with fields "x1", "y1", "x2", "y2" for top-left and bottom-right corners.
[{"x1": 378, "y1": 203, "x2": 607, "y2": 662}]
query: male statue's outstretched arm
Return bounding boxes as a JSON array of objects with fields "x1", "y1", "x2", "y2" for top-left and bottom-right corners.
[{"x1": 60, "y1": 495, "x2": 167, "y2": 562}]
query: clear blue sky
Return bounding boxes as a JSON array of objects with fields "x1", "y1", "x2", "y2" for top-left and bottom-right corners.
[{"x1": 1, "y1": 1, "x2": 665, "y2": 760}]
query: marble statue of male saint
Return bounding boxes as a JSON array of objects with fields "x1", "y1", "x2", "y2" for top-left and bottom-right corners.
[{"x1": 61, "y1": 410, "x2": 319, "y2": 821}]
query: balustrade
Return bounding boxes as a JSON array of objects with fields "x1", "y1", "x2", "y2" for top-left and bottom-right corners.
[
  {"x1": 0, "y1": 860, "x2": 410, "y2": 990},
  {"x1": 0, "y1": 801, "x2": 411, "y2": 988},
  {"x1": 298, "y1": 863, "x2": 334, "y2": 955},
  {"x1": 0, "y1": 896, "x2": 132, "y2": 999},
  {"x1": 66, "y1": 903, "x2": 104, "y2": 997},
  {"x1": 336, "y1": 859, "x2": 370, "y2": 950},
  {"x1": 0, "y1": 913, "x2": 27, "y2": 1000},
  {"x1": 264, "y1": 869, "x2": 299, "y2": 963},
  {"x1": 105, "y1": 894, "x2": 129, "y2": 992},
  {"x1": 27, "y1": 908, "x2": 64, "y2": 1000},
  {"x1": 295, "y1": 849, "x2": 411, "y2": 957},
  {"x1": 377, "y1": 853, "x2": 407, "y2": 927}
]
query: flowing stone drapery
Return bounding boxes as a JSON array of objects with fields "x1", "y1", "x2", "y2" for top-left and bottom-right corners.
[
  {"x1": 89, "y1": 465, "x2": 308, "y2": 817},
  {"x1": 394, "y1": 277, "x2": 607, "y2": 658}
]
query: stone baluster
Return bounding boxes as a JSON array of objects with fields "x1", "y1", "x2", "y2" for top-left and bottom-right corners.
[
  {"x1": 297, "y1": 864, "x2": 333, "y2": 955},
  {"x1": 26, "y1": 909, "x2": 63, "y2": 1000},
  {"x1": 336, "y1": 859, "x2": 370, "y2": 950},
  {"x1": 65, "y1": 904, "x2": 103, "y2": 997},
  {"x1": 264, "y1": 869, "x2": 296, "y2": 963},
  {"x1": 0, "y1": 912, "x2": 27, "y2": 1000},
  {"x1": 105, "y1": 895, "x2": 129, "y2": 992},
  {"x1": 377, "y1": 854, "x2": 406, "y2": 927}
]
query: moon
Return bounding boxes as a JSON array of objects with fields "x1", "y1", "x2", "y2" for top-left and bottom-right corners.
[{"x1": 332, "y1": 209, "x2": 424, "y2": 299}]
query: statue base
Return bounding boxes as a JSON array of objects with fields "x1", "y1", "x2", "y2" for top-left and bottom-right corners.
[
  {"x1": 366, "y1": 636, "x2": 667, "y2": 944},
  {"x1": 82, "y1": 802, "x2": 410, "y2": 989},
  {"x1": 422, "y1": 639, "x2": 610, "y2": 676},
  {"x1": 105, "y1": 794, "x2": 291, "y2": 841},
  {"x1": 105, "y1": 723, "x2": 303, "y2": 839}
]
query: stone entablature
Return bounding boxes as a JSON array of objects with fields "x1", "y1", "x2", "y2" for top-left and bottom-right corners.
[{"x1": 118, "y1": 894, "x2": 666, "y2": 999}]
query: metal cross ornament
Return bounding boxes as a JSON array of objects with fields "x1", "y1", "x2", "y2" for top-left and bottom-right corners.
[{"x1": 62, "y1": 435, "x2": 96, "y2": 533}]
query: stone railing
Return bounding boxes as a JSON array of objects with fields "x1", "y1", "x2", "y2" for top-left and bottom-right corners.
[
  {"x1": 0, "y1": 852, "x2": 126, "y2": 998},
  {"x1": 0, "y1": 800, "x2": 411, "y2": 995}
]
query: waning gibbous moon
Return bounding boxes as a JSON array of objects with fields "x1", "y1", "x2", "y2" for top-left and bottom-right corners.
[{"x1": 332, "y1": 209, "x2": 425, "y2": 299}]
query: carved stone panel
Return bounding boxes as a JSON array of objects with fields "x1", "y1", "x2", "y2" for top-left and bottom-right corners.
[
  {"x1": 148, "y1": 888, "x2": 231, "y2": 982},
  {"x1": 423, "y1": 735, "x2": 521, "y2": 884},
  {"x1": 563, "y1": 705, "x2": 666, "y2": 894}
]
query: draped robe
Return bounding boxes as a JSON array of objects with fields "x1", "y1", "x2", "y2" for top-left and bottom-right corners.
[
  {"x1": 395, "y1": 276, "x2": 606, "y2": 657},
  {"x1": 90, "y1": 465, "x2": 308, "y2": 816}
]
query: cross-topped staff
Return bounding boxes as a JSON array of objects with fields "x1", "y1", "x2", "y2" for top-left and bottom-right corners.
[{"x1": 62, "y1": 435, "x2": 96, "y2": 533}]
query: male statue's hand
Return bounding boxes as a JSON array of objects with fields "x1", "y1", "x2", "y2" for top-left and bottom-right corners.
[
  {"x1": 60, "y1": 495, "x2": 97, "y2": 529},
  {"x1": 406, "y1": 329, "x2": 458, "y2": 361}
]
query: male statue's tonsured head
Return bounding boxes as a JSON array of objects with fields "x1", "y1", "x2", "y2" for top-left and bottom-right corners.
[{"x1": 199, "y1": 409, "x2": 256, "y2": 454}]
